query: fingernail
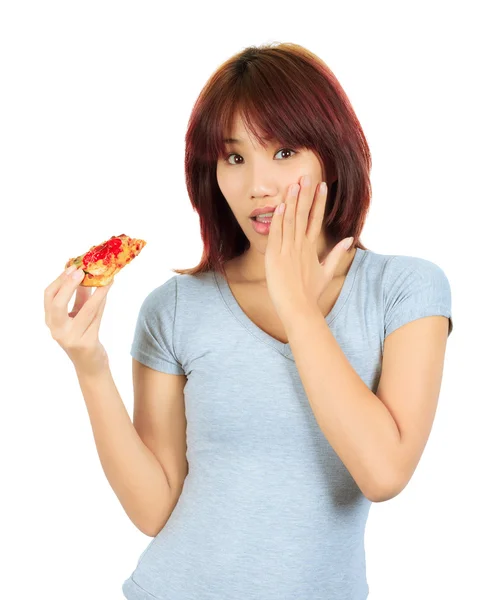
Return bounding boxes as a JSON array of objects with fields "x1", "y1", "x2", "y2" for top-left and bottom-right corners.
[
  {"x1": 65, "y1": 265, "x2": 76, "y2": 275},
  {"x1": 72, "y1": 269, "x2": 84, "y2": 280},
  {"x1": 342, "y1": 237, "x2": 354, "y2": 250}
]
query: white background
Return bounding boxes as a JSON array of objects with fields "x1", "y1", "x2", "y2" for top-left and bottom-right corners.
[{"x1": 1, "y1": 1, "x2": 477, "y2": 598}]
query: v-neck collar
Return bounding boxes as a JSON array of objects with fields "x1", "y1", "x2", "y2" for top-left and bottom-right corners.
[{"x1": 213, "y1": 247, "x2": 367, "y2": 358}]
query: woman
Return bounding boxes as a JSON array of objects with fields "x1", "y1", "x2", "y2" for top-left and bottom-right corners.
[{"x1": 44, "y1": 42, "x2": 453, "y2": 599}]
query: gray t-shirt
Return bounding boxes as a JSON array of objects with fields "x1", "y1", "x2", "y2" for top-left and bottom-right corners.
[{"x1": 122, "y1": 247, "x2": 453, "y2": 600}]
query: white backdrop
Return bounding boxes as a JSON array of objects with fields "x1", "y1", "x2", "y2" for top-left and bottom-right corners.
[{"x1": 1, "y1": 1, "x2": 477, "y2": 598}]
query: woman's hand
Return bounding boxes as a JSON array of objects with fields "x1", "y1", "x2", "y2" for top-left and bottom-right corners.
[
  {"x1": 44, "y1": 265, "x2": 114, "y2": 376},
  {"x1": 264, "y1": 176, "x2": 354, "y2": 328}
]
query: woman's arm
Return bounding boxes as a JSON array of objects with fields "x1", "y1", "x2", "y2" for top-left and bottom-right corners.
[{"x1": 74, "y1": 363, "x2": 177, "y2": 536}]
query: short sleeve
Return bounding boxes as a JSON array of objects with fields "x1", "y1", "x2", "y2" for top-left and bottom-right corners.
[
  {"x1": 383, "y1": 255, "x2": 453, "y2": 340},
  {"x1": 130, "y1": 276, "x2": 185, "y2": 375}
]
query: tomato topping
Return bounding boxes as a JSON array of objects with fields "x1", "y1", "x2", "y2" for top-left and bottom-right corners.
[{"x1": 82, "y1": 236, "x2": 123, "y2": 267}]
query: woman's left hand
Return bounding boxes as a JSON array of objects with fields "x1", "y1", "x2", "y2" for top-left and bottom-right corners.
[{"x1": 264, "y1": 175, "x2": 354, "y2": 327}]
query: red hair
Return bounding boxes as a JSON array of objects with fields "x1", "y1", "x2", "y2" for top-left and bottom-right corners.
[{"x1": 172, "y1": 42, "x2": 371, "y2": 278}]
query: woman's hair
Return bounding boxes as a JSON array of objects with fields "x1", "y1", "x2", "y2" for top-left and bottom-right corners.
[{"x1": 172, "y1": 42, "x2": 371, "y2": 278}]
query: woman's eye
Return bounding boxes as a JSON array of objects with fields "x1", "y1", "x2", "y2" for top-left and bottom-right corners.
[{"x1": 224, "y1": 148, "x2": 297, "y2": 165}]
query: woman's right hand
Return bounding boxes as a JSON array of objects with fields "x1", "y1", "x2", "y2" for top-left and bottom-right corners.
[{"x1": 44, "y1": 266, "x2": 114, "y2": 376}]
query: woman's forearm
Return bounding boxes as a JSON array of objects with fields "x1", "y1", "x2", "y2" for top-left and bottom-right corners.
[{"x1": 74, "y1": 363, "x2": 175, "y2": 536}]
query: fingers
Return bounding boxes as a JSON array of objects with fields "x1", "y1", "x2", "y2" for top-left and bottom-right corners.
[
  {"x1": 283, "y1": 183, "x2": 300, "y2": 247},
  {"x1": 70, "y1": 285, "x2": 93, "y2": 316},
  {"x1": 45, "y1": 267, "x2": 81, "y2": 327},
  {"x1": 323, "y1": 240, "x2": 348, "y2": 279},
  {"x1": 92, "y1": 294, "x2": 108, "y2": 327},
  {"x1": 307, "y1": 181, "x2": 327, "y2": 241},
  {"x1": 44, "y1": 267, "x2": 77, "y2": 316},
  {"x1": 268, "y1": 202, "x2": 284, "y2": 255},
  {"x1": 73, "y1": 282, "x2": 113, "y2": 337},
  {"x1": 46, "y1": 268, "x2": 87, "y2": 329},
  {"x1": 45, "y1": 266, "x2": 112, "y2": 335}
]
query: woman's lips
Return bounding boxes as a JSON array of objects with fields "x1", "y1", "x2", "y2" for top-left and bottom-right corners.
[{"x1": 250, "y1": 217, "x2": 272, "y2": 235}]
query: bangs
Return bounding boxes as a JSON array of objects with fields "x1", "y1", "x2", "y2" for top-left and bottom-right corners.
[{"x1": 201, "y1": 78, "x2": 321, "y2": 163}]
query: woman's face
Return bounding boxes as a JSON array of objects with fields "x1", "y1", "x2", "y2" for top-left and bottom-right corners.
[{"x1": 216, "y1": 115, "x2": 327, "y2": 260}]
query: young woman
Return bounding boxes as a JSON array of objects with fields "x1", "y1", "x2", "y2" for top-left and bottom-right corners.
[{"x1": 44, "y1": 42, "x2": 453, "y2": 599}]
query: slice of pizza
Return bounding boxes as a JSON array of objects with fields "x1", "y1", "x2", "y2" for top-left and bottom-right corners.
[{"x1": 64, "y1": 234, "x2": 147, "y2": 287}]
